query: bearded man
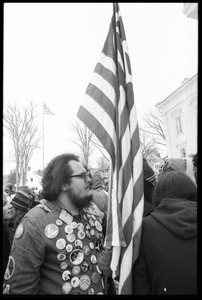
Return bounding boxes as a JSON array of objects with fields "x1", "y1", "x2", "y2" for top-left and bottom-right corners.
[{"x1": 3, "y1": 153, "x2": 112, "y2": 295}]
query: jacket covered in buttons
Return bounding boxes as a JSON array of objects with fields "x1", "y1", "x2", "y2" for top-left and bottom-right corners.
[{"x1": 3, "y1": 200, "x2": 107, "y2": 295}]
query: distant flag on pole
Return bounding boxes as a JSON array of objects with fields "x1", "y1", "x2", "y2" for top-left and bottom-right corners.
[
  {"x1": 43, "y1": 103, "x2": 55, "y2": 115},
  {"x1": 77, "y1": 2, "x2": 144, "y2": 294}
]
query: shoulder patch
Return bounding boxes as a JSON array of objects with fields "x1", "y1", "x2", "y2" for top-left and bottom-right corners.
[
  {"x1": 15, "y1": 223, "x2": 24, "y2": 239},
  {"x1": 4, "y1": 256, "x2": 15, "y2": 280}
]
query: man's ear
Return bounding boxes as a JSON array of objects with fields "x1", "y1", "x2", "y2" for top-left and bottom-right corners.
[{"x1": 61, "y1": 183, "x2": 69, "y2": 191}]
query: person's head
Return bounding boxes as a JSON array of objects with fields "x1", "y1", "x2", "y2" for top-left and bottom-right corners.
[
  {"x1": 4, "y1": 186, "x2": 11, "y2": 196},
  {"x1": 3, "y1": 191, "x2": 15, "y2": 221},
  {"x1": 91, "y1": 170, "x2": 103, "y2": 190},
  {"x1": 10, "y1": 191, "x2": 32, "y2": 213},
  {"x1": 158, "y1": 158, "x2": 187, "y2": 178},
  {"x1": 152, "y1": 170, "x2": 197, "y2": 206},
  {"x1": 41, "y1": 153, "x2": 92, "y2": 209}
]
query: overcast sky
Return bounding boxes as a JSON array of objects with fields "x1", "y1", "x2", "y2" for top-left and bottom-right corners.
[{"x1": 3, "y1": 3, "x2": 198, "y2": 174}]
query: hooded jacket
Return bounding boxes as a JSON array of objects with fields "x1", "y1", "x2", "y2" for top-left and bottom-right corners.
[{"x1": 132, "y1": 198, "x2": 197, "y2": 295}]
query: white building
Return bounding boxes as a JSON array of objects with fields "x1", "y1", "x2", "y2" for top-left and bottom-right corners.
[
  {"x1": 156, "y1": 74, "x2": 197, "y2": 180},
  {"x1": 26, "y1": 167, "x2": 43, "y2": 191}
]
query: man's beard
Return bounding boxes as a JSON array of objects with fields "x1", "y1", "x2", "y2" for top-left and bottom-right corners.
[{"x1": 66, "y1": 188, "x2": 93, "y2": 210}]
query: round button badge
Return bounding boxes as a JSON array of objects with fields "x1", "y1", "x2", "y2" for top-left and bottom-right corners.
[
  {"x1": 62, "y1": 270, "x2": 71, "y2": 281},
  {"x1": 56, "y1": 238, "x2": 66, "y2": 250},
  {"x1": 62, "y1": 282, "x2": 72, "y2": 294},
  {"x1": 83, "y1": 245, "x2": 90, "y2": 256},
  {"x1": 56, "y1": 219, "x2": 63, "y2": 226},
  {"x1": 45, "y1": 224, "x2": 59, "y2": 239},
  {"x1": 74, "y1": 239, "x2": 83, "y2": 249},
  {"x1": 66, "y1": 233, "x2": 76, "y2": 243},
  {"x1": 60, "y1": 261, "x2": 68, "y2": 270},
  {"x1": 72, "y1": 265, "x2": 81, "y2": 276},
  {"x1": 65, "y1": 224, "x2": 73, "y2": 234},
  {"x1": 79, "y1": 275, "x2": 91, "y2": 291},
  {"x1": 77, "y1": 230, "x2": 85, "y2": 240},
  {"x1": 57, "y1": 253, "x2": 66, "y2": 261},
  {"x1": 71, "y1": 276, "x2": 80, "y2": 288},
  {"x1": 69, "y1": 249, "x2": 84, "y2": 265},
  {"x1": 66, "y1": 244, "x2": 73, "y2": 253}
]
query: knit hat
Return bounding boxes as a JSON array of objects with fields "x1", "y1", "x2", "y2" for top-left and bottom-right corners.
[
  {"x1": 143, "y1": 158, "x2": 156, "y2": 185},
  {"x1": 11, "y1": 191, "x2": 31, "y2": 212}
]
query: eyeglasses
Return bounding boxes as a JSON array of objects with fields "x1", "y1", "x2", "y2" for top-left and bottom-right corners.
[{"x1": 69, "y1": 172, "x2": 90, "y2": 182}]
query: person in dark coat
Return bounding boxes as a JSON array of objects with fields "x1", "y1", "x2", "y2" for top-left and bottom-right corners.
[
  {"x1": 3, "y1": 192, "x2": 15, "y2": 275},
  {"x1": 143, "y1": 158, "x2": 156, "y2": 217},
  {"x1": 132, "y1": 170, "x2": 197, "y2": 295}
]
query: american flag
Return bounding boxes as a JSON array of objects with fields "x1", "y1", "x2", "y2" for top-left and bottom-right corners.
[
  {"x1": 43, "y1": 103, "x2": 55, "y2": 115},
  {"x1": 77, "y1": 3, "x2": 144, "y2": 294}
]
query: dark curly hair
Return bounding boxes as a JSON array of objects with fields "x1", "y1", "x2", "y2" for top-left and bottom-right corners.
[
  {"x1": 41, "y1": 153, "x2": 79, "y2": 201},
  {"x1": 152, "y1": 170, "x2": 197, "y2": 207}
]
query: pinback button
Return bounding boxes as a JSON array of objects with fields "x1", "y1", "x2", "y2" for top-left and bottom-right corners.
[
  {"x1": 66, "y1": 233, "x2": 76, "y2": 243},
  {"x1": 56, "y1": 219, "x2": 63, "y2": 226},
  {"x1": 57, "y1": 253, "x2": 66, "y2": 261},
  {"x1": 91, "y1": 272, "x2": 101, "y2": 284},
  {"x1": 56, "y1": 238, "x2": 66, "y2": 250},
  {"x1": 95, "y1": 220, "x2": 102, "y2": 232},
  {"x1": 90, "y1": 228, "x2": 95, "y2": 236},
  {"x1": 90, "y1": 255, "x2": 97, "y2": 264},
  {"x1": 66, "y1": 244, "x2": 73, "y2": 253},
  {"x1": 77, "y1": 230, "x2": 85, "y2": 240},
  {"x1": 89, "y1": 242, "x2": 94, "y2": 249},
  {"x1": 65, "y1": 225, "x2": 73, "y2": 234},
  {"x1": 72, "y1": 265, "x2": 81, "y2": 276},
  {"x1": 77, "y1": 223, "x2": 84, "y2": 231},
  {"x1": 72, "y1": 266, "x2": 81, "y2": 275},
  {"x1": 79, "y1": 275, "x2": 91, "y2": 291},
  {"x1": 83, "y1": 245, "x2": 90, "y2": 256},
  {"x1": 88, "y1": 287, "x2": 95, "y2": 295},
  {"x1": 86, "y1": 224, "x2": 90, "y2": 230},
  {"x1": 15, "y1": 224, "x2": 24, "y2": 239},
  {"x1": 81, "y1": 261, "x2": 89, "y2": 272},
  {"x1": 45, "y1": 224, "x2": 59, "y2": 239},
  {"x1": 71, "y1": 276, "x2": 80, "y2": 288},
  {"x1": 62, "y1": 282, "x2": 72, "y2": 294},
  {"x1": 71, "y1": 222, "x2": 77, "y2": 229},
  {"x1": 70, "y1": 249, "x2": 84, "y2": 265},
  {"x1": 74, "y1": 239, "x2": 83, "y2": 249},
  {"x1": 89, "y1": 219, "x2": 95, "y2": 226},
  {"x1": 60, "y1": 261, "x2": 68, "y2": 270},
  {"x1": 62, "y1": 270, "x2": 71, "y2": 281},
  {"x1": 85, "y1": 230, "x2": 91, "y2": 239}
]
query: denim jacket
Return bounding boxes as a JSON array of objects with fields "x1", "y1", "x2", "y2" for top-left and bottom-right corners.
[{"x1": 3, "y1": 200, "x2": 106, "y2": 295}]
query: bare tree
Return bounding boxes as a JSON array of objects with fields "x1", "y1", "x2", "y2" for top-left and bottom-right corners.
[
  {"x1": 96, "y1": 156, "x2": 110, "y2": 172},
  {"x1": 140, "y1": 108, "x2": 166, "y2": 149},
  {"x1": 70, "y1": 120, "x2": 94, "y2": 168},
  {"x1": 4, "y1": 102, "x2": 42, "y2": 188}
]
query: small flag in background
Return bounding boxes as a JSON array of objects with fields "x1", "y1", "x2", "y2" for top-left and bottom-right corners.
[
  {"x1": 43, "y1": 103, "x2": 55, "y2": 115},
  {"x1": 77, "y1": 3, "x2": 144, "y2": 295}
]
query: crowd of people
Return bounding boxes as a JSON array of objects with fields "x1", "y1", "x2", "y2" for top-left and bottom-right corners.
[{"x1": 2, "y1": 153, "x2": 197, "y2": 295}]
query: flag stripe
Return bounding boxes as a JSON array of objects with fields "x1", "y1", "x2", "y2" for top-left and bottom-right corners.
[
  {"x1": 77, "y1": 3, "x2": 143, "y2": 294},
  {"x1": 77, "y1": 106, "x2": 116, "y2": 165}
]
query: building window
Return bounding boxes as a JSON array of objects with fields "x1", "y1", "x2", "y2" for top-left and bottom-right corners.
[
  {"x1": 175, "y1": 116, "x2": 183, "y2": 135},
  {"x1": 180, "y1": 148, "x2": 186, "y2": 158},
  {"x1": 31, "y1": 178, "x2": 33, "y2": 182}
]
